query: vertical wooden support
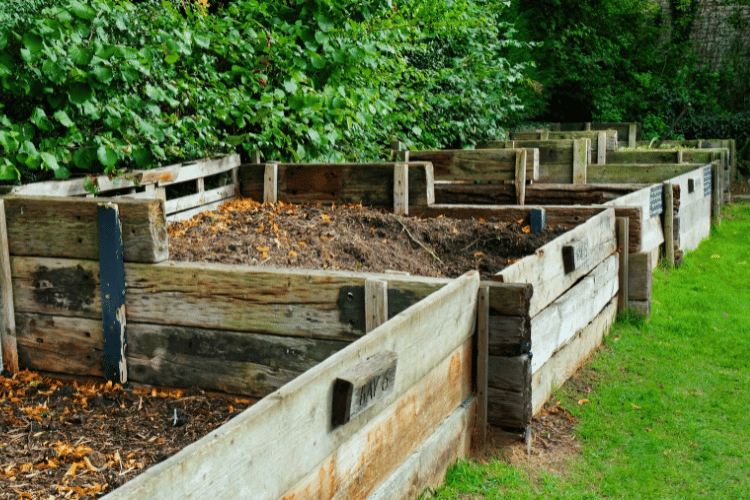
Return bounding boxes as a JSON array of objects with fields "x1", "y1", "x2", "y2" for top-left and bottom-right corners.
[
  {"x1": 396, "y1": 149, "x2": 409, "y2": 162},
  {"x1": 539, "y1": 130, "x2": 550, "y2": 140},
  {"x1": 616, "y1": 217, "x2": 629, "y2": 314},
  {"x1": 597, "y1": 131, "x2": 607, "y2": 165},
  {"x1": 98, "y1": 203, "x2": 128, "y2": 385},
  {"x1": 364, "y1": 279, "x2": 388, "y2": 333},
  {"x1": 393, "y1": 162, "x2": 408, "y2": 216},
  {"x1": 0, "y1": 199, "x2": 18, "y2": 373},
  {"x1": 231, "y1": 167, "x2": 239, "y2": 192},
  {"x1": 196, "y1": 177, "x2": 205, "y2": 194},
  {"x1": 584, "y1": 122, "x2": 592, "y2": 131},
  {"x1": 677, "y1": 149, "x2": 684, "y2": 163},
  {"x1": 572, "y1": 139, "x2": 588, "y2": 183},
  {"x1": 264, "y1": 162, "x2": 278, "y2": 205},
  {"x1": 712, "y1": 161, "x2": 722, "y2": 226},
  {"x1": 476, "y1": 286, "x2": 489, "y2": 452},
  {"x1": 628, "y1": 123, "x2": 637, "y2": 148},
  {"x1": 663, "y1": 181, "x2": 674, "y2": 268},
  {"x1": 390, "y1": 140, "x2": 402, "y2": 161},
  {"x1": 515, "y1": 149, "x2": 527, "y2": 206}
]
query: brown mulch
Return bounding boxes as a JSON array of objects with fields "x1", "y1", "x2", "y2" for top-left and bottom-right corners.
[
  {"x1": 167, "y1": 198, "x2": 567, "y2": 280},
  {"x1": 0, "y1": 370, "x2": 253, "y2": 499}
]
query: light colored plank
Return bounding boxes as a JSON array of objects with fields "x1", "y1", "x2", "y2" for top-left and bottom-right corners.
[
  {"x1": 515, "y1": 149, "x2": 527, "y2": 205},
  {"x1": 617, "y1": 217, "x2": 629, "y2": 313},
  {"x1": 407, "y1": 149, "x2": 539, "y2": 182},
  {"x1": 677, "y1": 196, "x2": 712, "y2": 251},
  {"x1": 164, "y1": 184, "x2": 236, "y2": 215},
  {"x1": 0, "y1": 199, "x2": 18, "y2": 372},
  {"x1": 712, "y1": 162, "x2": 722, "y2": 226},
  {"x1": 628, "y1": 123, "x2": 637, "y2": 148},
  {"x1": 573, "y1": 139, "x2": 589, "y2": 184},
  {"x1": 606, "y1": 150, "x2": 679, "y2": 164},
  {"x1": 587, "y1": 164, "x2": 699, "y2": 183},
  {"x1": 529, "y1": 254, "x2": 619, "y2": 373},
  {"x1": 476, "y1": 287, "x2": 489, "y2": 451},
  {"x1": 264, "y1": 162, "x2": 278, "y2": 204},
  {"x1": 101, "y1": 272, "x2": 479, "y2": 500},
  {"x1": 393, "y1": 162, "x2": 408, "y2": 215},
  {"x1": 628, "y1": 251, "x2": 653, "y2": 301},
  {"x1": 667, "y1": 165, "x2": 711, "y2": 208},
  {"x1": 365, "y1": 279, "x2": 388, "y2": 332},
  {"x1": 597, "y1": 132, "x2": 607, "y2": 164},
  {"x1": 496, "y1": 209, "x2": 617, "y2": 318},
  {"x1": 3, "y1": 196, "x2": 168, "y2": 263},
  {"x1": 279, "y1": 340, "x2": 473, "y2": 500},
  {"x1": 531, "y1": 297, "x2": 617, "y2": 414},
  {"x1": 158, "y1": 154, "x2": 242, "y2": 187},
  {"x1": 680, "y1": 216, "x2": 711, "y2": 252},
  {"x1": 365, "y1": 397, "x2": 474, "y2": 500},
  {"x1": 166, "y1": 197, "x2": 236, "y2": 222},
  {"x1": 663, "y1": 182, "x2": 674, "y2": 267}
]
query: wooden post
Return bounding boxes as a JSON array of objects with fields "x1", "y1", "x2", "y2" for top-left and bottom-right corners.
[
  {"x1": 393, "y1": 162, "x2": 408, "y2": 216},
  {"x1": 515, "y1": 149, "x2": 527, "y2": 206},
  {"x1": 628, "y1": 123, "x2": 637, "y2": 148},
  {"x1": 396, "y1": 149, "x2": 409, "y2": 162},
  {"x1": 597, "y1": 131, "x2": 607, "y2": 165},
  {"x1": 251, "y1": 151, "x2": 262, "y2": 164},
  {"x1": 712, "y1": 161, "x2": 722, "y2": 226},
  {"x1": 365, "y1": 279, "x2": 388, "y2": 333},
  {"x1": 663, "y1": 181, "x2": 674, "y2": 268},
  {"x1": 584, "y1": 122, "x2": 592, "y2": 131},
  {"x1": 98, "y1": 203, "x2": 128, "y2": 385},
  {"x1": 476, "y1": 286, "x2": 489, "y2": 451},
  {"x1": 572, "y1": 139, "x2": 588, "y2": 183},
  {"x1": 196, "y1": 177, "x2": 205, "y2": 194},
  {"x1": 616, "y1": 217, "x2": 629, "y2": 314},
  {"x1": 540, "y1": 130, "x2": 550, "y2": 140},
  {"x1": 264, "y1": 162, "x2": 278, "y2": 205},
  {"x1": 0, "y1": 199, "x2": 18, "y2": 373},
  {"x1": 676, "y1": 149, "x2": 684, "y2": 163}
]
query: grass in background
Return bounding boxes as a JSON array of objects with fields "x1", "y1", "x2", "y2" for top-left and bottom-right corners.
[{"x1": 425, "y1": 202, "x2": 750, "y2": 500}]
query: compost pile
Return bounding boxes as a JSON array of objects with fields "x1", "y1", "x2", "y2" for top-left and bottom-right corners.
[
  {"x1": 0, "y1": 370, "x2": 253, "y2": 499},
  {"x1": 168, "y1": 198, "x2": 567, "y2": 280}
]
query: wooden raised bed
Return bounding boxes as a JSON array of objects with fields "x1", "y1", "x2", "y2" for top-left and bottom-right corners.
[
  {"x1": 476, "y1": 139, "x2": 590, "y2": 184},
  {"x1": 510, "y1": 129, "x2": 618, "y2": 164},
  {"x1": 550, "y1": 122, "x2": 641, "y2": 148}
]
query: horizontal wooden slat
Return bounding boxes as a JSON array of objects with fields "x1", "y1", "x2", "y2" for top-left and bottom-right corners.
[
  {"x1": 488, "y1": 354, "x2": 530, "y2": 393},
  {"x1": 511, "y1": 130, "x2": 618, "y2": 151},
  {"x1": 100, "y1": 271, "x2": 479, "y2": 500},
  {"x1": 496, "y1": 209, "x2": 617, "y2": 317},
  {"x1": 487, "y1": 386, "x2": 527, "y2": 429},
  {"x1": 529, "y1": 253, "x2": 619, "y2": 373},
  {"x1": 164, "y1": 184, "x2": 237, "y2": 214},
  {"x1": 677, "y1": 196, "x2": 711, "y2": 251},
  {"x1": 411, "y1": 204, "x2": 608, "y2": 229},
  {"x1": 488, "y1": 315, "x2": 529, "y2": 355},
  {"x1": 3, "y1": 196, "x2": 168, "y2": 263},
  {"x1": 406, "y1": 149, "x2": 539, "y2": 182},
  {"x1": 486, "y1": 282, "x2": 533, "y2": 317},
  {"x1": 166, "y1": 197, "x2": 237, "y2": 222},
  {"x1": 588, "y1": 164, "x2": 701, "y2": 183},
  {"x1": 434, "y1": 182, "x2": 645, "y2": 205}
]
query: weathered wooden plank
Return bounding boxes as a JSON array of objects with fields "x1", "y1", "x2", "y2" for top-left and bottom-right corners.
[
  {"x1": 627, "y1": 251, "x2": 653, "y2": 302},
  {"x1": 332, "y1": 351, "x2": 398, "y2": 427},
  {"x1": 663, "y1": 182, "x2": 674, "y2": 267},
  {"x1": 393, "y1": 163, "x2": 408, "y2": 215},
  {"x1": 515, "y1": 149, "x2": 527, "y2": 205},
  {"x1": 476, "y1": 287, "x2": 489, "y2": 451},
  {"x1": 239, "y1": 162, "x2": 434, "y2": 209},
  {"x1": 158, "y1": 155, "x2": 241, "y2": 187},
  {"x1": 667, "y1": 165, "x2": 709, "y2": 208},
  {"x1": 166, "y1": 197, "x2": 236, "y2": 223},
  {"x1": 519, "y1": 130, "x2": 618, "y2": 151},
  {"x1": 677, "y1": 196, "x2": 712, "y2": 251},
  {"x1": 0, "y1": 199, "x2": 18, "y2": 372},
  {"x1": 588, "y1": 164, "x2": 700, "y2": 183},
  {"x1": 264, "y1": 162, "x2": 278, "y2": 204},
  {"x1": 628, "y1": 299, "x2": 651, "y2": 316},
  {"x1": 529, "y1": 254, "x2": 619, "y2": 373},
  {"x1": 406, "y1": 149, "x2": 539, "y2": 182},
  {"x1": 496, "y1": 209, "x2": 617, "y2": 318},
  {"x1": 680, "y1": 216, "x2": 711, "y2": 252},
  {"x1": 101, "y1": 272, "x2": 479, "y2": 500},
  {"x1": 606, "y1": 150, "x2": 680, "y2": 164},
  {"x1": 434, "y1": 182, "x2": 645, "y2": 205},
  {"x1": 411, "y1": 204, "x2": 610, "y2": 230},
  {"x1": 712, "y1": 161, "x2": 722, "y2": 226},
  {"x1": 531, "y1": 297, "x2": 617, "y2": 414},
  {"x1": 3, "y1": 197, "x2": 168, "y2": 263},
  {"x1": 487, "y1": 386, "x2": 527, "y2": 429},
  {"x1": 573, "y1": 139, "x2": 589, "y2": 184},
  {"x1": 488, "y1": 315, "x2": 529, "y2": 356},
  {"x1": 279, "y1": 340, "x2": 472, "y2": 500},
  {"x1": 486, "y1": 282, "x2": 533, "y2": 317},
  {"x1": 127, "y1": 323, "x2": 349, "y2": 397},
  {"x1": 163, "y1": 184, "x2": 236, "y2": 215},
  {"x1": 365, "y1": 279, "x2": 388, "y2": 333},
  {"x1": 604, "y1": 185, "x2": 663, "y2": 252},
  {"x1": 617, "y1": 217, "x2": 629, "y2": 314},
  {"x1": 365, "y1": 397, "x2": 474, "y2": 500},
  {"x1": 488, "y1": 354, "x2": 530, "y2": 393},
  {"x1": 98, "y1": 203, "x2": 128, "y2": 385}
]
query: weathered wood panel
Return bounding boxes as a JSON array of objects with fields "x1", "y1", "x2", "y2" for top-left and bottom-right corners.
[
  {"x1": 511, "y1": 130, "x2": 618, "y2": 152},
  {"x1": 486, "y1": 282, "x2": 533, "y2": 317},
  {"x1": 496, "y1": 209, "x2": 617, "y2": 318},
  {"x1": 531, "y1": 297, "x2": 617, "y2": 414},
  {"x1": 164, "y1": 184, "x2": 237, "y2": 215},
  {"x1": 604, "y1": 185, "x2": 664, "y2": 253},
  {"x1": 365, "y1": 397, "x2": 474, "y2": 500},
  {"x1": 529, "y1": 254, "x2": 619, "y2": 373},
  {"x1": 587, "y1": 164, "x2": 700, "y2": 184},
  {"x1": 411, "y1": 204, "x2": 611, "y2": 229},
  {"x1": 627, "y1": 251, "x2": 653, "y2": 302},
  {"x1": 3, "y1": 197, "x2": 168, "y2": 263},
  {"x1": 405, "y1": 149, "x2": 539, "y2": 182},
  {"x1": 278, "y1": 340, "x2": 473, "y2": 500},
  {"x1": 100, "y1": 272, "x2": 479, "y2": 500},
  {"x1": 0, "y1": 199, "x2": 17, "y2": 372},
  {"x1": 238, "y1": 163, "x2": 434, "y2": 208},
  {"x1": 434, "y1": 182, "x2": 645, "y2": 205},
  {"x1": 487, "y1": 386, "x2": 528, "y2": 429},
  {"x1": 477, "y1": 140, "x2": 581, "y2": 184},
  {"x1": 488, "y1": 315, "x2": 529, "y2": 356},
  {"x1": 488, "y1": 354, "x2": 530, "y2": 393},
  {"x1": 677, "y1": 196, "x2": 712, "y2": 251}
]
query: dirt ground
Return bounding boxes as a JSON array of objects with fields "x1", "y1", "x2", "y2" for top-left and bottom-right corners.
[
  {"x1": 1, "y1": 198, "x2": 570, "y2": 499},
  {"x1": 168, "y1": 198, "x2": 567, "y2": 280}
]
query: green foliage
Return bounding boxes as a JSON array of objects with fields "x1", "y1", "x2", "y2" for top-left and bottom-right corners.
[{"x1": 0, "y1": 0, "x2": 534, "y2": 184}]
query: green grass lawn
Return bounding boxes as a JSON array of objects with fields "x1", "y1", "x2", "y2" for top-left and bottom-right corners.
[{"x1": 425, "y1": 202, "x2": 750, "y2": 500}]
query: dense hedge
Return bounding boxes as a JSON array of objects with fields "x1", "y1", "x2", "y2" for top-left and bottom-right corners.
[{"x1": 0, "y1": 0, "x2": 533, "y2": 183}]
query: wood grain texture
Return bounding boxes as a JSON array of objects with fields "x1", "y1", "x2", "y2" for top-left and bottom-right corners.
[
  {"x1": 531, "y1": 298, "x2": 617, "y2": 414},
  {"x1": 604, "y1": 186, "x2": 664, "y2": 253},
  {"x1": 164, "y1": 184, "x2": 236, "y2": 215},
  {"x1": 497, "y1": 209, "x2": 617, "y2": 318},
  {"x1": 588, "y1": 164, "x2": 700, "y2": 183},
  {"x1": 3, "y1": 196, "x2": 168, "y2": 263},
  {"x1": 393, "y1": 163, "x2": 408, "y2": 215},
  {"x1": 488, "y1": 315, "x2": 529, "y2": 356},
  {"x1": 477, "y1": 140, "x2": 577, "y2": 182},
  {"x1": 515, "y1": 149, "x2": 527, "y2": 205},
  {"x1": 627, "y1": 251, "x2": 653, "y2": 301},
  {"x1": 433, "y1": 182, "x2": 645, "y2": 206},
  {"x1": 487, "y1": 386, "x2": 528, "y2": 429},
  {"x1": 677, "y1": 196, "x2": 712, "y2": 251},
  {"x1": 663, "y1": 182, "x2": 675, "y2": 267},
  {"x1": 617, "y1": 217, "x2": 629, "y2": 314},
  {"x1": 0, "y1": 199, "x2": 18, "y2": 372},
  {"x1": 406, "y1": 149, "x2": 539, "y2": 182},
  {"x1": 100, "y1": 272, "x2": 479, "y2": 500},
  {"x1": 278, "y1": 340, "x2": 473, "y2": 500},
  {"x1": 529, "y1": 254, "x2": 619, "y2": 373},
  {"x1": 365, "y1": 397, "x2": 474, "y2": 500},
  {"x1": 488, "y1": 354, "x2": 530, "y2": 393},
  {"x1": 486, "y1": 282, "x2": 533, "y2": 317},
  {"x1": 476, "y1": 287, "x2": 489, "y2": 451},
  {"x1": 365, "y1": 279, "x2": 388, "y2": 333}
]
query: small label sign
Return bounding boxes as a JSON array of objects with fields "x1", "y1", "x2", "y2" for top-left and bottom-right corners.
[
  {"x1": 649, "y1": 185, "x2": 663, "y2": 217},
  {"x1": 332, "y1": 351, "x2": 397, "y2": 427},
  {"x1": 562, "y1": 241, "x2": 588, "y2": 274},
  {"x1": 703, "y1": 166, "x2": 712, "y2": 197}
]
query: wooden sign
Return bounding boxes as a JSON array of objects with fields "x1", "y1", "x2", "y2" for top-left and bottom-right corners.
[
  {"x1": 332, "y1": 351, "x2": 398, "y2": 426},
  {"x1": 649, "y1": 185, "x2": 663, "y2": 217},
  {"x1": 703, "y1": 166, "x2": 712, "y2": 197},
  {"x1": 562, "y1": 241, "x2": 588, "y2": 274}
]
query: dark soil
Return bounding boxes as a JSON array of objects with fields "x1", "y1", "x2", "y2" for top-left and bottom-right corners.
[
  {"x1": 0, "y1": 370, "x2": 253, "y2": 499},
  {"x1": 168, "y1": 198, "x2": 567, "y2": 280}
]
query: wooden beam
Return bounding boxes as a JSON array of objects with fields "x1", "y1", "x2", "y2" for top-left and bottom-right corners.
[
  {"x1": 100, "y1": 272, "x2": 478, "y2": 500},
  {"x1": 3, "y1": 196, "x2": 168, "y2": 263},
  {"x1": 616, "y1": 217, "x2": 629, "y2": 314},
  {"x1": 433, "y1": 182, "x2": 645, "y2": 206},
  {"x1": 163, "y1": 184, "x2": 236, "y2": 215},
  {"x1": 365, "y1": 279, "x2": 388, "y2": 332},
  {"x1": 488, "y1": 315, "x2": 529, "y2": 356},
  {"x1": 628, "y1": 251, "x2": 653, "y2": 302},
  {"x1": 597, "y1": 131, "x2": 607, "y2": 164},
  {"x1": 264, "y1": 162, "x2": 278, "y2": 204},
  {"x1": 0, "y1": 199, "x2": 18, "y2": 373},
  {"x1": 663, "y1": 182, "x2": 674, "y2": 267},
  {"x1": 393, "y1": 162, "x2": 408, "y2": 215},
  {"x1": 588, "y1": 164, "x2": 699, "y2": 184},
  {"x1": 712, "y1": 161, "x2": 721, "y2": 226},
  {"x1": 515, "y1": 149, "x2": 527, "y2": 205},
  {"x1": 628, "y1": 123, "x2": 637, "y2": 148},
  {"x1": 406, "y1": 149, "x2": 539, "y2": 182},
  {"x1": 97, "y1": 203, "x2": 128, "y2": 385},
  {"x1": 476, "y1": 286, "x2": 489, "y2": 451},
  {"x1": 572, "y1": 139, "x2": 588, "y2": 184},
  {"x1": 486, "y1": 282, "x2": 533, "y2": 317}
]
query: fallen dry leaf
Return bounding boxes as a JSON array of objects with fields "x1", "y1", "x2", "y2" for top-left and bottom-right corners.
[{"x1": 578, "y1": 399, "x2": 590, "y2": 405}]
